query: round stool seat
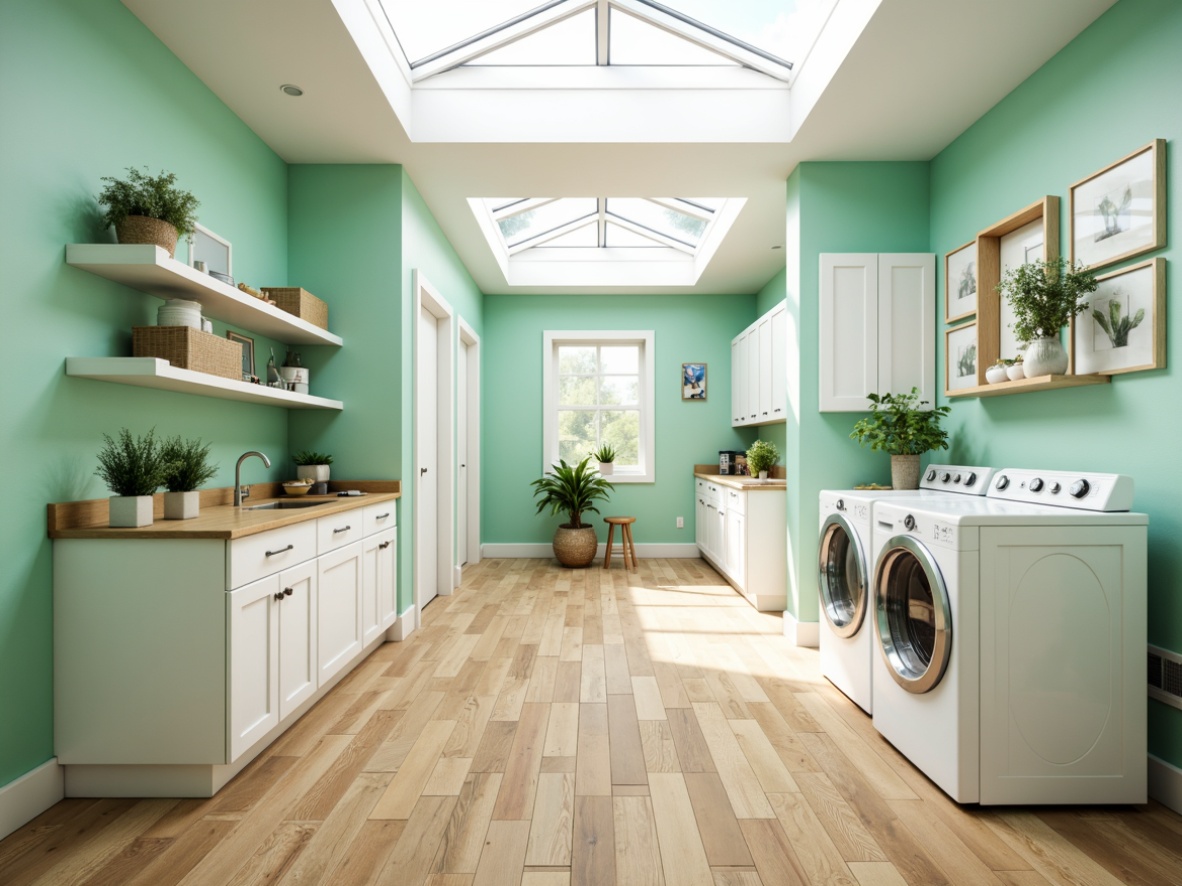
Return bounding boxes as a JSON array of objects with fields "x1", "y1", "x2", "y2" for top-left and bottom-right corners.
[{"x1": 603, "y1": 516, "x2": 638, "y2": 570}]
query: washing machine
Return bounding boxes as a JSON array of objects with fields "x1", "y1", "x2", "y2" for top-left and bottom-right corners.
[
  {"x1": 818, "y1": 464, "x2": 995, "y2": 714},
  {"x1": 870, "y1": 468, "x2": 1147, "y2": 805}
]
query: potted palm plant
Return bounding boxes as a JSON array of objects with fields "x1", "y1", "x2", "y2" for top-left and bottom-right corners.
[
  {"x1": 97, "y1": 167, "x2": 200, "y2": 258},
  {"x1": 161, "y1": 436, "x2": 218, "y2": 520},
  {"x1": 996, "y1": 257, "x2": 1097, "y2": 377},
  {"x1": 849, "y1": 388, "x2": 950, "y2": 490},
  {"x1": 591, "y1": 443, "x2": 617, "y2": 476},
  {"x1": 531, "y1": 456, "x2": 614, "y2": 568},
  {"x1": 746, "y1": 440, "x2": 780, "y2": 482},
  {"x1": 95, "y1": 428, "x2": 169, "y2": 527}
]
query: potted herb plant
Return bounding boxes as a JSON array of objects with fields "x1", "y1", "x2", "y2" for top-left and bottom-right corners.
[
  {"x1": 97, "y1": 167, "x2": 200, "y2": 259},
  {"x1": 746, "y1": 439, "x2": 780, "y2": 482},
  {"x1": 1006, "y1": 354, "x2": 1025, "y2": 381},
  {"x1": 531, "y1": 456, "x2": 614, "y2": 568},
  {"x1": 161, "y1": 436, "x2": 218, "y2": 520},
  {"x1": 995, "y1": 257, "x2": 1097, "y2": 377},
  {"x1": 95, "y1": 428, "x2": 169, "y2": 527},
  {"x1": 591, "y1": 443, "x2": 617, "y2": 476},
  {"x1": 985, "y1": 359, "x2": 1009, "y2": 385},
  {"x1": 849, "y1": 387, "x2": 951, "y2": 490},
  {"x1": 293, "y1": 450, "x2": 333, "y2": 483}
]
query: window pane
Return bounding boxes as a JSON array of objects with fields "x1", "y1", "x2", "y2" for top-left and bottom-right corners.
[
  {"x1": 600, "y1": 346, "x2": 638, "y2": 373},
  {"x1": 558, "y1": 409, "x2": 598, "y2": 464},
  {"x1": 610, "y1": 8, "x2": 738, "y2": 66},
  {"x1": 604, "y1": 222, "x2": 664, "y2": 247},
  {"x1": 559, "y1": 375, "x2": 597, "y2": 406},
  {"x1": 466, "y1": 9, "x2": 595, "y2": 65},
  {"x1": 534, "y1": 224, "x2": 600, "y2": 248},
  {"x1": 607, "y1": 198, "x2": 708, "y2": 246},
  {"x1": 601, "y1": 410, "x2": 640, "y2": 465},
  {"x1": 499, "y1": 198, "x2": 598, "y2": 247},
  {"x1": 559, "y1": 346, "x2": 596, "y2": 374},
  {"x1": 600, "y1": 376, "x2": 639, "y2": 406},
  {"x1": 661, "y1": 0, "x2": 837, "y2": 65},
  {"x1": 379, "y1": 0, "x2": 542, "y2": 64}
]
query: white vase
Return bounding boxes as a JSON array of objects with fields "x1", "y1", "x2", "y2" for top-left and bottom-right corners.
[
  {"x1": 985, "y1": 365, "x2": 1008, "y2": 384},
  {"x1": 109, "y1": 495, "x2": 154, "y2": 528},
  {"x1": 164, "y1": 490, "x2": 200, "y2": 520},
  {"x1": 296, "y1": 464, "x2": 330, "y2": 483},
  {"x1": 1006, "y1": 363, "x2": 1026, "y2": 381},
  {"x1": 597, "y1": 461, "x2": 614, "y2": 476},
  {"x1": 1022, "y1": 336, "x2": 1068, "y2": 377}
]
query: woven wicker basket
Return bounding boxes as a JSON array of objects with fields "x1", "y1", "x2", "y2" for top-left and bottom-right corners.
[
  {"x1": 115, "y1": 216, "x2": 179, "y2": 257},
  {"x1": 133, "y1": 326, "x2": 242, "y2": 381},
  {"x1": 552, "y1": 525, "x2": 598, "y2": 568},
  {"x1": 261, "y1": 287, "x2": 328, "y2": 330}
]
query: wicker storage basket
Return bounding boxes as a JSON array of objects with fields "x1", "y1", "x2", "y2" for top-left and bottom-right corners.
[
  {"x1": 261, "y1": 287, "x2": 328, "y2": 330},
  {"x1": 133, "y1": 327, "x2": 242, "y2": 381}
]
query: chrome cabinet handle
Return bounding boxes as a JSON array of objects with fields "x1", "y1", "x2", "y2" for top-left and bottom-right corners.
[
  {"x1": 333, "y1": 525, "x2": 352, "y2": 534},
  {"x1": 265, "y1": 544, "x2": 293, "y2": 557}
]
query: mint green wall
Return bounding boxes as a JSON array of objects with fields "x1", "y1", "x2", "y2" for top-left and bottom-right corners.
[
  {"x1": 0, "y1": 0, "x2": 290, "y2": 788},
  {"x1": 929, "y1": 0, "x2": 1182, "y2": 766},
  {"x1": 482, "y1": 295, "x2": 754, "y2": 545}
]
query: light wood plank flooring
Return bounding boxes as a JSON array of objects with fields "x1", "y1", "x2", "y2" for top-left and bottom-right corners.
[{"x1": 4, "y1": 557, "x2": 1181, "y2": 885}]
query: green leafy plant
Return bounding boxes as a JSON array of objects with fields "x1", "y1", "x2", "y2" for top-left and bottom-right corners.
[
  {"x1": 591, "y1": 443, "x2": 617, "y2": 463},
  {"x1": 746, "y1": 440, "x2": 780, "y2": 475},
  {"x1": 1093, "y1": 299, "x2": 1144, "y2": 348},
  {"x1": 161, "y1": 436, "x2": 218, "y2": 493},
  {"x1": 995, "y1": 257, "x2": 1098, "y2": 345},
  {"x1": 97, "y1": 167, "x2": 200, "y2": 235},
  {"x1": 292, "y1": 450, "x2": 334, "y2": 466},
  {"x1": 531, "y1": 457, "x2": 614, "y2": 529},
  {"x1": 850, "y1": 388, "x2": 951, "y2": 456},
  {"x1": 95, "y1": 428, "x2": 168, "y2": 497}
]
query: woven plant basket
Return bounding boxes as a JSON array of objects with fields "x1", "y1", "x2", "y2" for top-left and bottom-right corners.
[
  {"x1": 261, "y1": 287, "x2": 329, "y2": 330},
  {"x1": 133, "y1": 326, "x2": 242, "y2": 381},
  {"x1": 115, "y1": 215, "x2": 179, "y2": 257},
  {"x1": 552, "y1": 525, "x2": 598, "y2": 568}
]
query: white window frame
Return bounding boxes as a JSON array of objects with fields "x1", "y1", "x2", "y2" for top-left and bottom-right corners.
[{"x1": 543, "y1": 330, "x2": 655, "y2": 483}]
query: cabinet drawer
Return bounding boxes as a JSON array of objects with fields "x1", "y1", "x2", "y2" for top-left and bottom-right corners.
[
  {"x1": 228, "y1": 522, "x2": 317, "y2": 590},
  {"x1": 318, "y1": 511, "x2": 365, "y2": 554},
  {"x1": 363, "y1": 502, "x2": 397, "y2": 536},
  {"x1": 726, "y1": 488, "x2": 746, "y2": 516}
]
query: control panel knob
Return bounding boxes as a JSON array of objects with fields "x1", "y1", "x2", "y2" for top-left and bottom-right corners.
[
  {"x1": 964, "y1": 472, "x2": 977, "y2": 487},
  {"x1": 940, "y1": 472, "x2": 951, "y2": 482},
  {"x1": 1070, "y1": 479, "x2": 1090, "y2": 499},
  {"x1": 836, "y1": 498, "x2": 845, "y2": 511},
  {"x1": 954, "y1": 473, "x2": 962, "y2": 484},
  {"x1": 925, "y1": 469, "x2": 937, "y2": 481},
  {"x1": 996, "y1": 475, "x2": 1010, "y2": 490},
  {"x1": 1030, "y1": 478, "x2": 1044, "y2": 492},
  {"x1": 1050, "y1": 482, "x2": 1061, "y2": 494},
  {"x1": 904, "y1": 514, "x2": 917, "y2": 531}
]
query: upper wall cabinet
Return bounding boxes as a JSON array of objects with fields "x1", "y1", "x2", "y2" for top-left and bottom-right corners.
[
  {"x1": 818, "y1": 253, "x2": 935, "y2": 412},
  {"x1": 732, "y1": 301, "x2": 787, "y2": 427}
]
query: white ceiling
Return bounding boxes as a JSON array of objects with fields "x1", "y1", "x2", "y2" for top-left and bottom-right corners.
[{"x1": 123, "y1": 0, "x2": 1118, "y2": 296}]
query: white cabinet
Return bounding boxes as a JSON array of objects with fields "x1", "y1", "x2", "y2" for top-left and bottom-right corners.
[
  {"x1": 362, "y1": 527, "x2": 398, "y2": 645},
  {"x1": 818, "y1": 253, "x2": 935, "y2": 412},
  {"x1": 695, "y1": 479, "x2": 709, "y2": 550},
  {"x1": 317, "y1": 542, "x2": 363, "y2": 686},
  {"x1": 694, "y1": 479, "x2": 786, "y2": 612},
  {"x1": 731, "y1": 301, "x2": 787, "y2": 427},
  {"x1": 723, "y1": 489, "x2": 746, "y2": 590}
]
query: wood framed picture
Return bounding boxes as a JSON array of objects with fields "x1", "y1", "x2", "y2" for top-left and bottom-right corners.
[
  {"x1": 682, "y1": 362, "x2": 706, "y2": 400},
  {"x1": 1070, "y1": 139, "x2": 1165, "y2": 270},
  {"x1": 227, "y1": 330, "x2": 255, "y2": 381},
  {"x1": 945, "y1": 322, "x2": 978, "y2": 394},
  {"x1": 1072, "y1": 257, "x2": 1165, "y2": 376},
  {"x1": 945, "y1": 240, "x2": 977, "y2": 323}
]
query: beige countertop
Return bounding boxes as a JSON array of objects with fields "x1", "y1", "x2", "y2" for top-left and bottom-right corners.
[{"x1": 694, "y1": 472, "x2": 787, "y2": 491}]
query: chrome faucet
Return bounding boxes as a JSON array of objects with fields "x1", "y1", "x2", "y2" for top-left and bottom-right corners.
[{"x1": 235, "y1": 450, "x2": 272, "y2": 506}]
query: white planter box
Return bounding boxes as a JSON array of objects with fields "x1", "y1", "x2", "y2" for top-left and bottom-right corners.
[
  {"x1": 296, "y1": 464, "x2": 330, "y2": 483},
  {"x1": 109, "y1": 495, "x2": 153, "y2": 528},
  {"x1": 164, "y1": 491, "x2": 200, "y2": 520}
]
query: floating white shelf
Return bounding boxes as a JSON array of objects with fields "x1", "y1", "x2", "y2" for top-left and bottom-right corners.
[
  {"x1": 66, "y1": 244, "x2": 343, "y2": 347},
  {"x1": 66, "y1": 358, "x2": 344, "y2": 410}
]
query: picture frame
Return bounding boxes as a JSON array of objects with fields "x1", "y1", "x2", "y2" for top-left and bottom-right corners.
[
  {"x1": 1072, "y1": 257, "x2": 1165, "y2": 376},
  {"x1": 188, "y1": 222, "x2": 233, "y2": 276},
  {"x1": 1070, "y1": 139, "x2": 1165, "y2": 270},
  {"x1": 944, "y1": 240, "x2": 977, "y2": 323},
  {"x1": 682, "y1": 362, "x2": 706, "y2": 400},
  {"x1": 945, "y1": 322, "x2": 978, "y2": 394},
  {"x1": 227, "y1": 330, "x2": 255, "y2": 381}
]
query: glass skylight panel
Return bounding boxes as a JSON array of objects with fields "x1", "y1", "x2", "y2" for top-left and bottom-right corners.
[
  {"x1": 644, "y1": 0, "x2": 834, "y2": 67},
  {"x1": 604, "y1": 223, "x2": 663, "y2": 248},
  {"x1": 465, "y1": 9, "x2": 595, "y2": 66},
  {"x1": 497, "y1": 198, "x2": 598, "y2": 247},
  {"x1": 534, "y1": 225, "x2": 600, "y2": 248},
  {"x1": 610, "y1": 8, "x2": 738, "y2": 66},
  {"x1": 606, "y1": 198, "x2": 708, "y2": 246},
  {"x1": 379, "y1": 0, "x2": 542, "y2": 65}
]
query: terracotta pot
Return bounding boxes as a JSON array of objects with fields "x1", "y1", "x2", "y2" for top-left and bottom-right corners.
[
  {"x1": 890, "y1": 454, "x2": 921, "y2": 491},
  {"x1": 115, "y1": 215, "x2": 179, "y2": 257},
  {"x1": 552, "y1": 524, "x2": 598, "y2": 568}
]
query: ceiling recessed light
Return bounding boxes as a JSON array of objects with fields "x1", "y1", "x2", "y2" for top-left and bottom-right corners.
[{"x1": 280, "y1": 84, "x2": 304, "y2": 97}]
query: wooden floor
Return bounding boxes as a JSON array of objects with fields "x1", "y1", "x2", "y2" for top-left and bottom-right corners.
[{"x1": 4, "y1": 558, "x2": 1182, "y2": 886}]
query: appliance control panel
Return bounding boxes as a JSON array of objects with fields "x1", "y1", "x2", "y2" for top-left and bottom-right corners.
[
  {"x1": 918, "y1": 464, "x2": 996, "y2": 495},
  {"x1": 988, "y1": 469, "x2": 1134, "y2": 511}
]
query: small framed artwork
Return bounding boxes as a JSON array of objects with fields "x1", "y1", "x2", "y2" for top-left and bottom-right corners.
[
  {"x1": 227, "y1": 330, "x2": 255, "y2": 381},
  {"x1": 1070, "y1": 139, "x2": 1165, "y2": 270},
  {"x1": 945, "y1": 240, "x2": 977, "y2": 323},
  {"x1": 1073, "y1": 257, "x2": 1165, "y2": 376},
  {"x1": 189, "y1": 223, "x2": 233, "y2": 276},
  {"x1": 945, "y1": 322, "x2": 978, "y2": 393},
  {"x1": 682, "y1": 362, "x2": 706, "y2": 400}
]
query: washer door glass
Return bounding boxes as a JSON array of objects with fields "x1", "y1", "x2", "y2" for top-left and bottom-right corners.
[
  {"x1": 818, "y1": 514, "x2": 866, "y2": 638},
  {"x1": 874, "y1": 535, "x2": 951, "y2": 694}
]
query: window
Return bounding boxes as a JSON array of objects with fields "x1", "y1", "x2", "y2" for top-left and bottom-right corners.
[{"x1": 543, "y1": 330, "x2": 655, "y2": 483}]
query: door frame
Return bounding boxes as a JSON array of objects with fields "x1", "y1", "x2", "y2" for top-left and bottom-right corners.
[
  {"x1": 414, "y1": 270, "x2": 455, "y2": 624},
  {"x1": 458, "y1": 318, "x2": 481, "y2": 577}
]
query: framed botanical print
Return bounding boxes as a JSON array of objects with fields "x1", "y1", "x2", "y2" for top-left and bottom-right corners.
[
  {"x1": 945, "y1": 322, "x2": 978, "y2": 393},
  {"x1": 945, "y1": 240, "x2": 977, "y2": 323},
  {"x1": 1070, "y1": 139, "x2": 1165, "y2": 270},
  {"x1": 1073, "y1": 258, "x2": 1165, "y2": 376}
]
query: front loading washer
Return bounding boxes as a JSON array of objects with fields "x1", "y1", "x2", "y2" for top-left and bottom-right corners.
[
  {"x1": 870, "y1": 469, "x2": 1147, "y2": 805},
  {"x1": 818, "y1": 465, "x2": 995, "y2": 714}
]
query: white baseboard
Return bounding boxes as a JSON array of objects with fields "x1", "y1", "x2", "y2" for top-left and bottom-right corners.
[
  {"x1": 391, "y1": 604, "x2": 418, "y2": 641},
  {"x1": 0, "y1": 759, "x2": 64, "y2": 841},
  {"x1": 480, "y1": 542, "x2": 700, "y2": 559},
  {"x1": 1149, "y1": 754, "x2": 1182, "y2": 814},
  {"x1": 783, "y1": 610, "x2": 820, "y2": 648}
]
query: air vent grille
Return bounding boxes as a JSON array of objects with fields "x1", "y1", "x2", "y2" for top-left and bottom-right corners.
[{"x1": 1148, "y1": 644, "x2": 1182, "y2": 711}]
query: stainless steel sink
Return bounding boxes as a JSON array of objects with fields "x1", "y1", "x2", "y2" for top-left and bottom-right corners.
[{"x1": 244, "y1": 500, "x2": 330, "y2": 510}]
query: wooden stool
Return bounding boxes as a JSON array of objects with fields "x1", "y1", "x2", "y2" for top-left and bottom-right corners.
[{"x1": 603, "y1": 516, "x2": 638, "y2": 570}]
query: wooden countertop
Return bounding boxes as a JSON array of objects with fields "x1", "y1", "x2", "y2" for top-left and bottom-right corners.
[
  {"x1": 48, "y1": 480, "x2": 400, "y2": 540},
  {"x1": 694, "y1": 472, "x2": 787, "y2": 491}
]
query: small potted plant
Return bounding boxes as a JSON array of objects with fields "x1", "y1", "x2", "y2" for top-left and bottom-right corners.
[
  {"x1": 1006, "y1": 354, "x2": 1025, "y2": 381},
  {"x1": 293, "y1": 450, "x2": 333, "y2": 483},
  {"x1": 985, "y1": 359, "x2": 1009, "y2": 385},
  {"x1": 95, "y1": 428, "x2": 169, "y2": 527},
  {"x1": 97, "y1": 167, "x2": 200, "y2": 258},
  {"x1": 531, "y1": 456, "x2": 614, "y2": 568},
  {"x1": 850, "y1": 387, "x2": 951, "y2": 490},
  {"x1": 161, "y1": 436, "x2": 218, "y2": 520},
  {"x1": 746, "y1": 440, "x2": 780, "y2": 482},
  {"x1": 591, "y1": 443, "x2": 617, "y2": 476},
  {"x1": 995, "y1": 257, "x2": 1097, "y2": 377}
]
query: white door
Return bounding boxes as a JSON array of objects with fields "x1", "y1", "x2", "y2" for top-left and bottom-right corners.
[
  {"x1": 457, "y1": 339, "x2": 468, "y2": 567},
  {"x1": 418, "y1": 305, "x2": 439, "y2": 610}
]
